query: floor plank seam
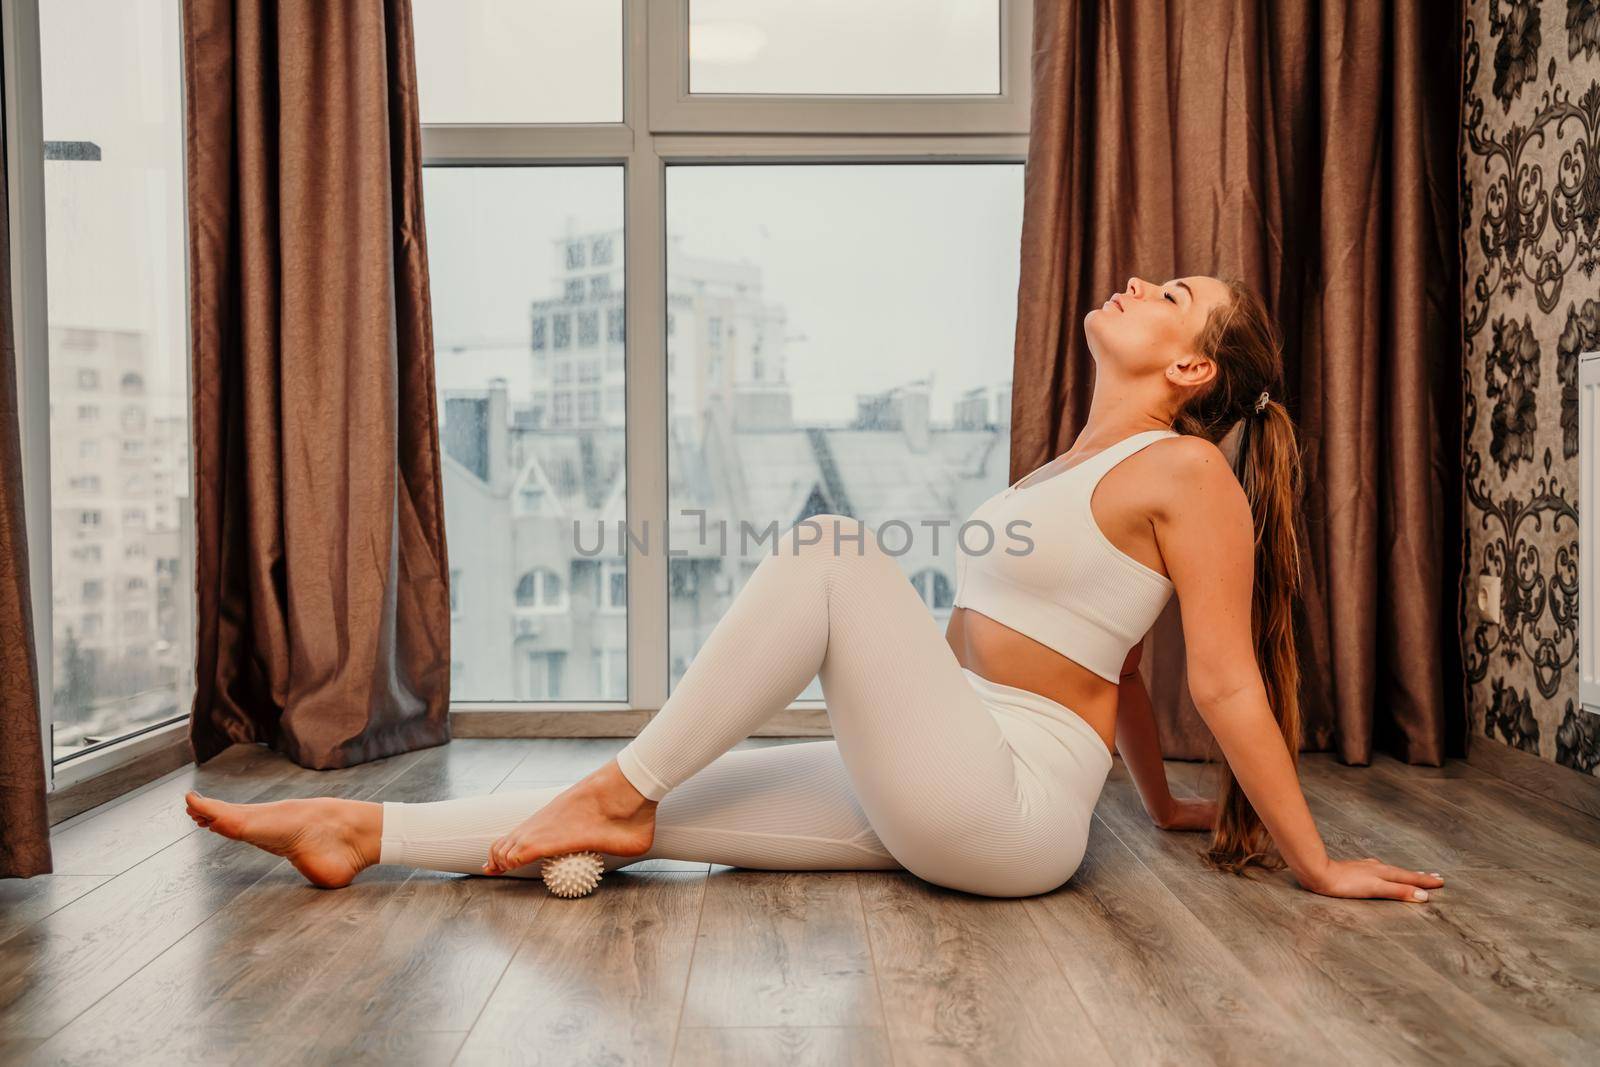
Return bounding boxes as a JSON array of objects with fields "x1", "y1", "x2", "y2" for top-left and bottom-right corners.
[
  {"x1": 853, "y1": 872, "x2": 901, "y2": 1067},
  {"x1": 664, "y1": 861, "x2": 713, "y2": 1066}
]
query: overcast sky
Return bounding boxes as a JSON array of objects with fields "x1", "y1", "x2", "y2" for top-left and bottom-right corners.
[{"x1": 426, "y1": 163, "x2": 1022, "y2": 425}]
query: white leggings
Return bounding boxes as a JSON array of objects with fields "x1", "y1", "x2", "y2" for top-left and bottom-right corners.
[{"x1": 380, "y1": 515, "x2": 1114, "y2": 898}]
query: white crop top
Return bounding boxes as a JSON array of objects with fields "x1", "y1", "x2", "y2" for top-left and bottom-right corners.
[{"x1": 952, "y1": 428, "x2": 1180, "y2": 683}]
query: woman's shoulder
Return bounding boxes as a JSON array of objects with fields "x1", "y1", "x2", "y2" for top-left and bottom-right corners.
[
  {"x1": 1153, "y1": 431, "x2": 1225, "y2": 462},
  {"x1": 1137, "y1": 434, "x2": 1248, "y2": 519}
]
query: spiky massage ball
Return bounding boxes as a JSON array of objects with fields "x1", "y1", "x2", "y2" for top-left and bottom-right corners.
[{"x1": 539, "y1": 851, "x2": 605, "y2": 898}]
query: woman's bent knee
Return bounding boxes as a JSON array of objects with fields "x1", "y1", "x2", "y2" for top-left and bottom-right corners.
[{"x1": 785, "y1": 515, "x2": 901, "y2": 580}]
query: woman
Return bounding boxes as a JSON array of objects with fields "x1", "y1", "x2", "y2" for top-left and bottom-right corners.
[{"x1": 185, "y1": 275, "x2": 1444, "y2": 903}]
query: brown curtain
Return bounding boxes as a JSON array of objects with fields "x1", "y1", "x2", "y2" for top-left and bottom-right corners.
[
  {"x1": 1013, "y1": 0, "x2": 1464, "y2": 764},
  {"x1": 183, "y1": 0, "x2": 451, "y2": 769},
  {"x1": 0, "y1": 34, "x2": 53, "y2": 876}
]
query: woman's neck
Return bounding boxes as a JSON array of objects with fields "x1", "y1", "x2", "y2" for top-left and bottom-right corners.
[{"x1": 1071, "y1": 378, "x2": 1175, "y2": 453}]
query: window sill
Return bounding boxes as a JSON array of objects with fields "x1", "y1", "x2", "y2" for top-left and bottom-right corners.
[{"x1": 47, "y1": 718, "x2": 193, "y2": 826}]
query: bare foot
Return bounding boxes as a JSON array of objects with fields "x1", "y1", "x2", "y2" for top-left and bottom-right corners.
[
  {"x1": 185, "y1": 790, "x2": 382, "y2": 889},
  {"x1": 484, "y1": 760, "x2": 657, "y2": 875}
]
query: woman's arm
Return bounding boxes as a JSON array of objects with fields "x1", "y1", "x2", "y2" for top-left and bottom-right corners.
[
  {"x1": 1115, "y1": 642, "x2": 1215, "y2": 831},
  {"x1": 1150, "y1": 438, "x2": 1443, "y2": 901}
]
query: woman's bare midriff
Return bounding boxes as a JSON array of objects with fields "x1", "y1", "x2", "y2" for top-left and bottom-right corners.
[
  {"x1": 940, "y1": 438, "x2": 1178, "y2": 755},
  {"x1": 945, "y1": 607, "x2": 1120, "y2": 754}
]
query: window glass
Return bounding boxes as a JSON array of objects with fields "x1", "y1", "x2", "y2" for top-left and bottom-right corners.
[
  {"x1": 414, "y1": 0, "x2": 623, "y2": 123},
  {"x1": 665, "y1": 164, "x2": 1021, "y2": 697},
  {"x1": 41, "y1": 0, "x2": 192, "y2": 761},
  {"x1": 426, "y1": 166, "x2": 627, "y2": 702},
  {"x1": 690, "y1": 0, "x2": 1001, "y2": 96}
]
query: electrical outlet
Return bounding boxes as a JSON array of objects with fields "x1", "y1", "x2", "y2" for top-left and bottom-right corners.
[{"x1": 1476, "y1": 574, "x2": 1502, "y2": 624}]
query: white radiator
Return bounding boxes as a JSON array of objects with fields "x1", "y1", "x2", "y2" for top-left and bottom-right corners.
[{"x1": 1583, "y1": 349, "x2": 1600, "y2": 714}]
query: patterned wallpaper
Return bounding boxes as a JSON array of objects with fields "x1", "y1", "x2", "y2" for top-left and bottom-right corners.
[{"x1": 1460, "y1": 0, "x2": 1600, "y2": 775}]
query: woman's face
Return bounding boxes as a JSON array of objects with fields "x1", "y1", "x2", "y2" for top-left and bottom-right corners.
[{"x1": 1083, "y1": 274, "x2": 1234, "y2": 380}]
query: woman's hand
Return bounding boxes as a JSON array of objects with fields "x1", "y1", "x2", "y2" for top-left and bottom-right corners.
[
  {"x1": 1152, "y1": 796, "x2": 1217, "y2": 832},
  {"x1": 1298, "y1": 858, "x2": 1444, "y2": 902}
]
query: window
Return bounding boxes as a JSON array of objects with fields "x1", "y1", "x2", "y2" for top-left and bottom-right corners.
[
  {"x1": 687, "y1": 1, "x2": 1001, "y2": 96},
  {"x1": 17, "y1": 0, "x2": 198, "y2": 771},
  {"x1": 665, "y1": 164, "x2": 1021, "y2": 695},
  {"x1": 912, "y1": 568, "x2": 955, "y2": 611},
  {"x1": 424, "y1": 165, "x2": 624, "y2": 701},
  {"x1": 516, "y1": 567, "x2": 566, "y2": 610},
  {"x1": 419, "y1": 0, "x2": 1030, "y2": 713},
  {"x1": 412, "y1": 0, "x2": 623, "y2": 124},
  {"x1": 598, "y1": 559, "x2": 627, "y2": 617}
]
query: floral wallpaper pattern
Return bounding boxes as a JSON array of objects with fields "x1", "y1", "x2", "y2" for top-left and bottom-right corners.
[{"x1": 1462, "y1": 0, "x2": 1600, "y2": 775}]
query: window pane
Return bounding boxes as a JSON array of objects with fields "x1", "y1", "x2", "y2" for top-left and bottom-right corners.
[
  {"x1": 414, "y1": 0, "x2": 623, "y2": 124},
  {"x1": 690, "y1": 0, "x2": 1000, "y2": 95},
  {"x1": 41, "y1": 0, "x2": 192, "y2": 761},
  {"x1": 427, "y1": 167, "x2": 626, "y2": 702},
  {"x1": 666, "y1": 164, "x2": 1021, "y2": 697}
]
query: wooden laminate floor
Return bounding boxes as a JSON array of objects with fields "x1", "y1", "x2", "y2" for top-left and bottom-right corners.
[{"x1": 3, "y1": 738, "x2": 1598, "y2": 1065}]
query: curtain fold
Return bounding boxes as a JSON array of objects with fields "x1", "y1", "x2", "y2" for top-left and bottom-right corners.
[
  {"x1": 1013, "y1": 0, "x2": 1465, "y2": 764},
  {"x1": 182, "y1": 0, "x2": 451, "y2": 769},
  {"x1": 0, "y1": 42, "x2": 53, "y2": 875}
]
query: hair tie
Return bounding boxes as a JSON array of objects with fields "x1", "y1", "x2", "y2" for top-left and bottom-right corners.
[{"x1": 1253, "y1": 390, "x2": 1270, "y2": 415}]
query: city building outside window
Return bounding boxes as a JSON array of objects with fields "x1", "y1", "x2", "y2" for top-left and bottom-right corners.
[{"x1": 417, "y1": 0, "x2": 1027, "y2": 710}]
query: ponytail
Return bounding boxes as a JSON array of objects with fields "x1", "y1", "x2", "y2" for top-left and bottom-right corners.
[{"x1": 1172, "y1": 279, "x2": 1305, "y2": 873}]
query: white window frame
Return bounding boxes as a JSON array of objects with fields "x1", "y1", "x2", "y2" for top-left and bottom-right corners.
[
  {"x1": 4, "y1": 0, "x2": 196, "y2": 790},
  {"x1": 427, "y1": 0, "x2": 1030, "y2": 716}
]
